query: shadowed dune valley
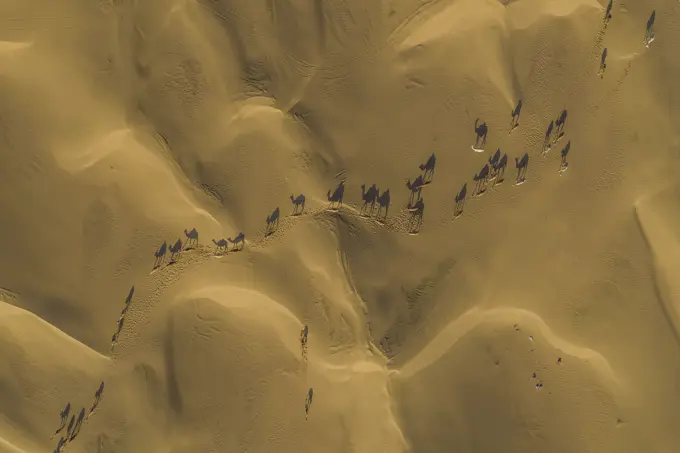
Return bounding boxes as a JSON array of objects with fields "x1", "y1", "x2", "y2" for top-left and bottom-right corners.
[{"x1": 1, "y1": 0, "x2": 680, "y2": 452}]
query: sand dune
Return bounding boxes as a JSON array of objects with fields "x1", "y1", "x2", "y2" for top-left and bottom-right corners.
[{"x1": 1, "y1": 0, "x2": 680, "y2": 452}]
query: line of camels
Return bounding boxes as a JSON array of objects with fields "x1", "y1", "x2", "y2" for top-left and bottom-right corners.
[{"x1": 47, "y1": 5, "x2": 657, "y2": 450}]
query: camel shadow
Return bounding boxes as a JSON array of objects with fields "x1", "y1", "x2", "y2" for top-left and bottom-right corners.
[
  {"x1": 228, "y1": 232, "x2": 245, "y2": 251},
  {"x1": 305, "y1": 387, "x2": 314, "y2": 419},
  {"x1": 515, "y1": 153, "x2": 529, "y2": 185},
  {"x1": 406, "y1": 174, "x2": 424, "y2": 206},
  {"x1": 543, "y1": 120, "x2": 554, "y2": 154},
  {"x1": 599, "y1": 48, "x2": 608, "y2": 78},
  {"x1": 54, "y1": 436, "x2": 67, "y2": 453},
  {"x1": 87, "y1": 381, "x2": 104, "y2": 418},
  {"x1": 645, "y1": 10, "x2": 656, "y2": 46},
  {"x1": 68, "y1": 408, "x2": 86, "y2": 442},
  {"x1": 212, "y1": 238, "x2": 228, "y2": 255},
  {"x1": 51, "y1": 402, "x2": 71, "y2": 439},
  {"x1": 265, "y1": 207, "x2": 280, "y2": 237},
  {"x1": 125, "y1": 286, "x2": 134, "y2": 306},
  {"x1": 360, "y1": 184, "x2": 379, "y2": 217},
  {"x1": 473, "y1": 118, "x2": 488, "y2": 151},
  {"x1": 183, "y1": 228, "x2": 198, "y2": 250},
  {"x1": 407, "y1": 197, "x2": 425, "y2": 234},
  {"x1": 153, "y1": 240, "x2": 167, "y2": 269},
  {"x1": 327, "y1": 181, "x2": 345, "y2": 210},
  {"x1": 510, "y1": 100, "x2": 522, "y2": 133},
  {"x1": 376, "y1": 189, "x2": 391, "y2": 221},
  {"x1": 290, "y1": 194, "x2": 306, "y2": 215},
  {"x1": 168, "y1": 238, "x2": 183, "y2": 264},
  {"x1": 454, "y1": 183, "x2": 467, "y2": 218},
  {"x1": 419, "y1": 153, "x2": 436, "y2": 183},
  {"x1": 604, "y1": 0, "x2": 613, "y2": 23},
  {"x1": 560, "y1": 140, "x2": 571, "y2": 174},
  {"x1": 473, "y1": 164, "x2": 491, "y2": 196},
  {"x1": 555, "y1": 109, "x2": 568, "y2": 141}
]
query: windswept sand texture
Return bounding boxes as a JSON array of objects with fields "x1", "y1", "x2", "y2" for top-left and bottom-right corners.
[{"x1": 1, "y1": 0, "x2": 680, "y2": 452}]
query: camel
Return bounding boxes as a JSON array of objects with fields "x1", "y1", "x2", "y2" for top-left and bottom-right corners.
[
  {"x1": 555, "y1": 109, "x2": 568, "y2": 140},
  {"x1": 183, "y1": 228, "x2": 198, "y2": 248},
  {"x1": 543, "y1": 120, "x2": 554, "y2": 154},
  {"x1": 488, "y1": 149, "x2": 502, "y2": 180},
  {"x1": 495, "y1": 154, "x2": 508, "y2": 185},
  {"x1": 169, "y1": 238, "x2": 182, "y2": 261},
  {"x1": 377, "y1": 189, "x2": 391, "y2": 220},
  {"x1": 560, "y1": 140, "x2": 571, "y2": 174},
  {"x1": 604, "y1": 0, "x2": 613, "y2": 24},
  {"x1": 360, "y1": 184, "x2": 379, "y2": 216},
  {"x1": 87, "y1": 382, "x2": 104, "y2": 419},
  {"x1": 473, "y1": 164, "x2": 491, "y2": 196},
  {"x1": 65, "y1": 415, "x2": 75, "y2": 441},
  {"x1": 69, "y1": 408, "x2": 85, "y2": 442},
  {"x1": 407, "y1": 197, "x2": 425, "y2": 233},
  {"x1": 515, "y1": 153, "x2": 529, "y2": 185},
  {"x1": 265, "y1": 207, "x2": 280, "y2": 235},
  {"x1": 473, "y1": 118, "x2": 488, "y2": 151},
  {"x1": 327, "y1": 181, "x2": 345, "y2": 210},
  {"x1": 212, "y1": 238, "x2": 228, "y2": 254},
  {"x1": 510, "y1": 99, "x2": 522, "y2": 132},
  {"x1": 419, "y1": 153, "x2": 436, "y2": 182},
  {"x1": 305, "y1": 387, "x2": 314, "y2": 420},
  {"x1": 54, "y1": 436, "x2": 67, "y2": 453},
  {"x1": 406, "y1": 175, "x2": 424, "y2": 205},
  {"x1": 454, "y1": 183, "x2": 467, "y2": 218},
  {"x1": 153, "y1": 241, "x2": 167, "y2": 268},
  {"x1": 228, "y1": 232, "x2": 245, "y2": 251},
  {"x1": 51, "y1": 403, "x2": 71, "y2": 439},
  {"x1": 598, "y1": 48, "x2": 607, "y2": 78},
  {"x1": 290, "y1": 194, "x2": 306, "y2": 215},
  {"x1": 644, "y1": 11, "x2": 656, "y2": 46},
  {"x1": 125, "y1": 286, "x2": 134, "y2": 305}
]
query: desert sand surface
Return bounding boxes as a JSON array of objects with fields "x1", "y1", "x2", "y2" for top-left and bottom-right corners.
[{"x1": 1, "y1": 0, "x2": 680, "y2": 452}]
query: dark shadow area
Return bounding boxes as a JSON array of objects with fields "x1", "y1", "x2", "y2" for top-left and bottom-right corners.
[
  {"x1": 406, "y1": 175, "x2": 424, "y2": 205},
  {"x1": 473, "y1": 164, "x2": 490, "y2": 196},
  {"x1": 265, "y1": 207, "x2": 280, "y2": 236},
  {"x1": 560, "y1": 140, "x2": 571, "y2": 174},
  {"x1": 53, "y1": 436, "x2": 67, "y2": 453},
  {"x1": 419, "y1": 153, "x2": 436, "y2": 183},
  {"x1": 68, "y1": 408, "x2": 85, "y2": 441},
  {"x1": 169, "y1": 238, "x2": 183, "y2": 262},
  {"x1": 454, "y1": 183, "x2": 467, "y2": 218},
  {"x1": 645, "y1": 10, "x2": 656, "y2": 46},
  {"x1": 474, "y1": 118, "x2": 488, "y2": 150},
  {"x1": 290, "y1": 193, "x2": 306, "y2": 215},
  {"x1": 555, "y1": 109, "x2": 568, "y2": 139},
  {"x1": 605, "y1": 0, "x2": 613, "y2": 23},
  {"x1": 515, "y1": 153, "x2": 529, "y2": 185},
  {"x1": 407, "y1": 197, "x2": 425, "y2": 234},
  {"x1": 360, "y1": 184, "x2": 379, "y2": 216},
  {"x1": 599, "y1": 48, "x2": 608, "y2": 78},
  {"x1": 377, "y1": 189, "x2": 391, "y2": 221},
  {"x1": 510, "y1": 100, "x2": 522, "y2": 132},
  {"x1": 87, "y1": 382, "x2": 104, "y2": 418},
  {"x1": 51, "y1": 402, "x2": 71, "y2": 439},
  {"x1": 327, "y1": 180, "x2": 345, "y2": 210},
  {"x1": 305, "y1": 387, "x2": 314, "y2": 420},
  {"x1": 227, "y1": 232, "x2": 245, "y2": 251},
  {"x1": 125, "y1": 286, "x2": 135, "y2": 306},
  {"x1": 153, "y1": 240, "x2": 167, "y2": 269},
  {"x1": 543, "y1": 120, "x2": 554, "y2": 154}
]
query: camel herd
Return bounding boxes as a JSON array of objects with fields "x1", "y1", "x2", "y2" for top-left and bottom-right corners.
[{"x1": 46, "y1": 5, "x2": 658, "y2": 450}]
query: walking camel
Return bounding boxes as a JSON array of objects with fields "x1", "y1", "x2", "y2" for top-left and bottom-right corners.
[
  {"x1": 494, "y1": 153, "x2": 509, "y2": 185},
  {"x1": 555, "y1": 109, "x2": 568, "y2": 139},
  {"x1": 419, "y1": 153, "x2": 436, "y2": 182},
  {"x1": 406, "y1": 175, "x2": 424, "y2": 205},
  {"x1": 360, "y1": 184, "x2": 379, "y2": 216},
  {"x1": 228, "y1": 233, "x2": 245, "y2": 251},
  {"x1": 543, "y1": 120, "x2": 554, "y2": 154},
  {"x1": 51, "y1": 403, "x2": 71, "y2": 439},
  {"x1": 184, "y1": 228, "x2": 198, "y2": 249},
  {"x1": 515, "y1": 153, "x2": 529, "y2": 185},
  {"x1": 290, "y1": 194, "x2": 306, "y2": 215},
  {"x1": 560, "y1": 140, "x2": 571, "y2": 174},
  {"x1": 454, "y1": 183, "x2": 467, "y2": 218},
  {"x1": 212, "y1": 238, "x2": 228, "y2": 254},
  {"x1": 473, "y1": 164, "x2": 491, "y2": 196},
  {"x1": 153, "y1": 241, "x2": 167, "y2": 269},
  {"x1": 125, "y1": 286, "x2": 134, "y2": 305},
  {"x1": 510, "y1": 100, "x2": 522, "y2": 133},
  {"x1": 473, "y1": 119, "x2": 488, "y2": 152},
  {"x1": 265, "y1": 207, "x2": 280, "y2": 236},
  {"x1": 87, "y1": 382, "x2": 104, "y2": 419},
  {"x1": 407, "y1": 197, "x2": 425, "y2": 233},
  {"x1": 169, "y1": 238, "x2": 182, "y2": 261},
  {"x1": 376, "y1": 189, "x2": 391, "y2": 220},
  {"x1": 327, "y1": 181, "x2": 345, "y2": 210}
]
